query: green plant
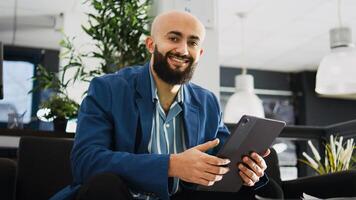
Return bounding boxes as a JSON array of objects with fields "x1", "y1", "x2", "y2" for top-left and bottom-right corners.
[
  {"x1": 74, "y1": 0, "x2": 152, "y2": 83},
  {"x1": 30, "y1": 36, "x2": 80, "y2": 120},
  {"x1": 31, "y1": 0, "x2": 152, "y2": 119},
  {"x1": 299, "y1": 135, "x2": 355, "y2": 175},
  {"x1": 41, "y1": 95, "x2": 79, "y2": 120}
]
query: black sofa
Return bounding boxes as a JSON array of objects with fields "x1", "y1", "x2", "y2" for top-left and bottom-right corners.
[
  {"x1": 0, "y1": 136, "x2": 355, "y2": 200},
  {"x1": 0, "y1": 137, "x2": 73, "y2": 200}
]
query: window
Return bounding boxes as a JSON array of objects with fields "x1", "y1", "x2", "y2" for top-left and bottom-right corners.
[{"x1": 0, "y1": 60, "x2": 34, "y2": 124}]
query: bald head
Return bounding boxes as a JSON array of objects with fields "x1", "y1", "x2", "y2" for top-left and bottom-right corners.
[
  {"x1": 146, "y1": 11, "x2": 205, "y2": 86},
  {"x1": 151, "y1": 10, "x2": 206, "y2": 42}
]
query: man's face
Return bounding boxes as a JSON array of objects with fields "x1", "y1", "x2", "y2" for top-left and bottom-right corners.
[
  {"x1": 147, "y1": 13, "x2": 205, "y2": 85},
  {"x1": 153, "y1": 45, "x2": 196, "y2": 85}
]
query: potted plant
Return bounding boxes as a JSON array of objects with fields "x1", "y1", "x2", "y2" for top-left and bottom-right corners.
[
  {"x1": 31, "y1": 36, "x2": 80, "y2": 131},
  {"x1": 300, "y1": 134, "x2": 356, "y2": 175},
  {"x1": 31, "y1": 0, "x2": 152, "y2": 130},
  {"x1": 40, "y1": 95, "x2": 79, "y2": 131}
]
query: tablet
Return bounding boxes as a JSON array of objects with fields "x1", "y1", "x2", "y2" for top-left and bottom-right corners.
[{"x1": 196, "y1": 115, "x2": 286, "y2": 192}]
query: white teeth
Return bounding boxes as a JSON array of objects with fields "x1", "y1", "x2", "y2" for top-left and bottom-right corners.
[
  {"x1": 172, "y1": 57, "x2": 185, "y2": 63},
  {"x1": 170, "y1": 55, "x2": 188, "y2": 63}
]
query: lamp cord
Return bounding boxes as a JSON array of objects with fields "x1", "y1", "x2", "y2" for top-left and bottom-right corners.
[
  {"x1": 12, "y1": 0, "x2": 18, "y2": 45},
  {"x1": 337, "y1": 0, "x2": 342, "y2": 27},
  {"x1": 237, "y1": 12, "x2": 247, "y2": 75}
]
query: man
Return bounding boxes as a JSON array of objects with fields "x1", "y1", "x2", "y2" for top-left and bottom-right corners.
[{"x1": 51, "y1": 11, "x2": 271, "y2": 200}]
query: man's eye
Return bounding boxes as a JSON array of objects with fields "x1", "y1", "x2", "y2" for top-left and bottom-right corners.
[
  {"x1": 189, "y1": 41, "x2": 198, "y2": 46},
  {"x1": 169, "y1": 37, "x2": 178, "y2": 42}
]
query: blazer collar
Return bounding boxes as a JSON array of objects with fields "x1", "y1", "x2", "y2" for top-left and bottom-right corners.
[
  {"x1": 136, "y1": 62, "x2": 152, "y2": 100},
  {"x1": 182, "y1": 84, "x2": 200, "y2": 148}
]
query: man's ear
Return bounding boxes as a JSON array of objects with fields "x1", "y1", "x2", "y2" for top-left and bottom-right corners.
[
  {"x1": 199, "y1": 48, "x2": 204, "y2": 56},
  {"x1": 145, "y1": 36, "x2": 155, "y2": 53}
]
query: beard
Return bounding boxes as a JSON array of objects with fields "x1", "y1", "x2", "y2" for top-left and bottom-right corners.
[{"x1": 152, "y1": 46, "x2": 197, "y2": 85}]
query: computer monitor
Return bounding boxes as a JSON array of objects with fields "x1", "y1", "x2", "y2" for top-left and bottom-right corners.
[{"x1": 0, "y1": 42, "x2": 3, "y2": 99}]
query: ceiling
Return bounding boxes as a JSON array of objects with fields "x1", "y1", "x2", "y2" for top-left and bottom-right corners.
[
  {"x1": 218, "y1": 0, "x2": 356, "y2": 72},
  {"x1": 0, "y1": 0, "x2": 76, "y2": 16},
  {"x1": 0, "y1": 0, "x2": 80, "y2": 49},
  {"x1": 1, "y1": 0, "x2": 356, "y2": 72}
]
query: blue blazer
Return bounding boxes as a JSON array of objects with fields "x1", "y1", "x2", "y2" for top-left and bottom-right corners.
[{"x1": 51, "y1": 63, "x2": 230, "y2": 200}]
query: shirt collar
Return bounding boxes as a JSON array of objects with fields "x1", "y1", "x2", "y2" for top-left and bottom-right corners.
[{"x1": 149, "y1": 66, "x2": 184, "y2": 104}]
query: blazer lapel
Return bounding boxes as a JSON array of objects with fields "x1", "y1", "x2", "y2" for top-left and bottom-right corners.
[
  {"x1": 134, "y1": 64, "x2": 201, "y2": 151},
  {"x1": 182, "y1": 84, "x2": 200, "y2": 148},
  {"x1": 135, "y1": 63, "x2": 154, "y2": 153}
]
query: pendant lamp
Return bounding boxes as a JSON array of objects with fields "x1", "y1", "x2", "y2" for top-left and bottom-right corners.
[
  {"x1": 315, "y1": 0, "x2": 356, "y2": 98},
  {"x1": 224, "y1": 13, "x2": 265, "y2": 123}
]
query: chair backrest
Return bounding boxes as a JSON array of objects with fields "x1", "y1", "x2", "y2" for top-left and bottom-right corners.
[
  {"x1": 0, "y1": 158, "x2": 16, "y2": 200},
  {"x1": 16, "y1": 136, "x2": 73, "y2": 200},
  {"x1": 264, "y1": 147, "x2": 282, "y2": 186}
]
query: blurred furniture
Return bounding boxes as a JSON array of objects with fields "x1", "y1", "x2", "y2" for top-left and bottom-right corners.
[
  {"x1": 0, "y1": 137, "x2": 73, "y2": 200},
  {"x1": 0, "y1": 128, "x2": 73, "y2": 159},
  {"x1": 0, "y1": 135, "x2": 355, "y2": 200},
  {"x1": 264, "y1": 148, "x2": 356, "y2": 199},
  {"x1": 0, "y1": 158, "x2": 16, "y2": 200}
]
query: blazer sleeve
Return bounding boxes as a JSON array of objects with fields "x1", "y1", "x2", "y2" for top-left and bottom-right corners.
[{"x1": 71, "y1": 77, "x2": 170, "y2": 200}]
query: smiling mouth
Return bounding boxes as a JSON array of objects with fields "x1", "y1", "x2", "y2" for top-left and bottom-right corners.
[{"x1": 167, "y1": 54, "x2": 191, "y2": 67}]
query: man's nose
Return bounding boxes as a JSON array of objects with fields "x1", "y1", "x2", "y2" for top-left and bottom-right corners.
[{"x1": 175, "y1": 42, "x2": 189, "y2": 55}]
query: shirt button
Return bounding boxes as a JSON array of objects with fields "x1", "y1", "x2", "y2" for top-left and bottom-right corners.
[{"x1": 165, "y1": 124, "x2": 170, "y2": 128}]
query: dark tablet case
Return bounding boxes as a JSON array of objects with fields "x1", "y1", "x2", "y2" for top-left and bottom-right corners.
[{"x1": 196, "y1": 115, "x2": 286, "y2": 192}]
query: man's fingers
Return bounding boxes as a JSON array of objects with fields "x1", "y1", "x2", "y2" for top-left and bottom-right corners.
[
  {"x1": 203, "y1": 153, "x2": 230, "y2": 166},
  {"x1": 194, "y1": 139, "x2": 220, "y2": 152},
  {"x1": 238, "y1": 164, "x2": 260, "y2": 183},
  {"x1": 196, "y1": 178, "x2": 215, "y2": 186},
  {"x1": 196, "y1": 178, "x2": 210, "y2": 186},
  {"x1": 204, "y1": 163, "x2": 230, "y2": 175},
  {"x1": 242, "y1": 156, "x2": 264, "y2": 177},
  {"x1": 239, "y1": 171, "x2": 254, "y2": 186},
  {"x1": 262, "y1": 149, "x2": 271, "y2": 157},
  {"x1": 250, "y1": 152, "x2": 267, "y2": 171},
  {"x1": 200, "y1": 172, "x2": 223, "y2": 182}
]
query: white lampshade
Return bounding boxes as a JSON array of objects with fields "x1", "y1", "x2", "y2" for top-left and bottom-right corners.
[
  {"x1": 316, "y1": 27, "x2": 356, "y2": 96},
  {"x1": 316, "y1": 47, "x2": 356, "y2": 95},
  {"x1": 224, "y1": 74, "x2": 265, "y2": 123}
]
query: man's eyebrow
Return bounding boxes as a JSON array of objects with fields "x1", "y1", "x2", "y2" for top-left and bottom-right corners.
[
  {"x1": 189, "y1": 35, "x2": 200, "y2": 41},
  {"x1": 167, "y1": 31, "x2": 201, "y2": 41},
  {"x1": 167, "y1": 31, "x2": 182, "y2": 37}
]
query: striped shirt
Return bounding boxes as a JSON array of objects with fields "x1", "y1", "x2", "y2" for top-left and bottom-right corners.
[{"x1": 131, "y1": 67, "x2": 186, "y2": 200}]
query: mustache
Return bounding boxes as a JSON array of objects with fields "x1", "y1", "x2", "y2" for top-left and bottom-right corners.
[{"x1": 166, "y1": 51, "x2": 194, "y2": 63}]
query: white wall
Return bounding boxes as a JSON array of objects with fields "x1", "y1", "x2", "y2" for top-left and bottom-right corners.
[
  {"x1": 153, "y1": 0, "x2": 220, "y2": 99},
  {"x1": 0, "y1": 0, "x2": 72, "y2": 49},
  {"x1": 0, "y1": 0, "x2": 220, "y2": 103},
  {"x1": 61, "y1": 1, "x2": 96, "y2": 104},
  {"x1": 64, "y1": 0, "x2": 221, "y2": 103}
]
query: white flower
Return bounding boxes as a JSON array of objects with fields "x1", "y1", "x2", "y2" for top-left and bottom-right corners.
[
  {"x1": 336, "y1": 136, "x2": 343, "y2": 164},
  {"x1": 302, "y1": 152, "x2": 319, "y2": 169},
  {"x1": 343, "y1": 139, "x2": 354, "y2": 170},
  {"x1": 339, "y1": 148, "x2": 347, "y2": 168},
  {"x1": 330, "y1": 135, "x2": 337, "y2": 167},
  {"x1": 308, "y1": 140, "x2": 321, "y2": 161},
  {"x1": 302, "y1": 134, "x2": 355, "y2": 175},
  {"x1": 324, "y1": 148, "x2": 328, "y2": 168}
]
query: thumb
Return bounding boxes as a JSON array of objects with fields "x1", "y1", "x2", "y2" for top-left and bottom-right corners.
[
  {"x1": 262, "y1": 148, "x2": 271, "y2": 158},
  {"x1": 194, "y1": 138, "x2": 220, "y2": 152}
]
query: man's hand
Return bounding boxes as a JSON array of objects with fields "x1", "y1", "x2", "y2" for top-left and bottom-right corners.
[
  {"x1": 238, "y1": 149, "x2": 270, "y2": 186},
  {"x1": 168, "y1": 139, "x2": 230, "y2": 186}
]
